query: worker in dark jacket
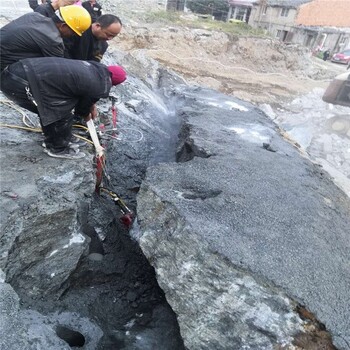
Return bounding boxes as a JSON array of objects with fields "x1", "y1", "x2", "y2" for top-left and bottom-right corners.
[
  {"x1": 0, "y1": 5, "x2": 91, "y2": 72},
  {"x1": 82, "y1": 0, "x2": 102, "y2": 22},
  {"x1": 35, "y1": 0, "x2": 77, "y2": 17},
  {"x1": 0, "y1": 57, "x2": 126, "y2": 160},
  {"x1": 28, "y1": 0, "x2": 48, "y2": 11},
  {"x1": 65, "y1": 14, "x2": 122, "y2": 62}
]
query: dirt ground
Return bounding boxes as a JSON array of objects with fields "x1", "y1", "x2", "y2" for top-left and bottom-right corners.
[
  {"x1": 90, "y1": 0, "x2": 350, "y2": 197},
  {"x1": 120, "y1": 29, "x2": 346, "y2": 106},
  {"x1": 0, "y1": 0, "x2": 347, "y2": 107},
  {"x1": 107, "y1": 11, "x2": 350, "y2": 196},
  {"x1": 103, "y1": 2, "x2": 347, "y2": 107}
]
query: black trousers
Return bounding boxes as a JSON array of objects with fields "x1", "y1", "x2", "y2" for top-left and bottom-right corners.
[{"x1": 0, "y1": 63, "x2": 73, "y2": 152}]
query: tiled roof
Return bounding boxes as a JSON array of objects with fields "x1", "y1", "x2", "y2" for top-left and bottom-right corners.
[
  {"x1": 296, "y1": 25, "x2": 350, "y2": 34},
  {"x1": 253, "y1": 0, "x2": 313, "y2": 8},
  {"x1": 228, "y1": 0, "x2": 256, "y2": 6},
  {"x1": 228, "y1": 0, "x2": 255, "y2": 5},
  {"x1": 296, "y1": 0, "x2": 350, "y2": 27}
]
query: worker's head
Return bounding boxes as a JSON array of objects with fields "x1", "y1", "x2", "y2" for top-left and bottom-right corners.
[
  {"x1": 53, "y1": 5, "x2": 91, "y2": 37},
  {"x1": 107, "y1": 66, "x2": 126, "y2": 86},
  {"x1": 92, "y1": 14, "x2": 122, "y2": 41},
  {"x1": 52, "y1": 0, "x2": 77, "y2": 10}
]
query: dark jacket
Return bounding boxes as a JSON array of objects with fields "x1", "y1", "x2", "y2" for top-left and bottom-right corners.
[
  {"x1": 20, "y1": 57, "x2": 112, "y2": 126},
  {"x1": 64, "y1": 27, "x2": 108, "y2": 62},
  {"x1": 28, "y1": 0, "x2": 39, "y2": 10},
  {"x1": 82, "y1": 1, "x2": 102, "y2": 22},
  {"x1": 0, "y1": 13, "x2": 64, "y2": 71},
  {"x1": 28, "y1": 0, "x2": 51, "y2": 10},
  {"x1": 35, "y1": 3, "x2": 55, "y2": 17}
]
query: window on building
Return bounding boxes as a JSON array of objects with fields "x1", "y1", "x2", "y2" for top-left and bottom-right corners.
[
  {"x1": 305, "y1": 34, "x2": 314, "y2": 47},
  {"x1": 339, "y1": 37, "x2": 348, "y2": 49},
  {"x1": 262, "y1": 5, "x2": 267, "y2": 15},
  {"x1": 282, "y1": 30, "x2": 289, "y2": 42},
  {"x1": 276, "y1": 30, "x2": 282, "y2": 39},
  {"x1": 280, "y1": 8, "x2": 289, "y2": 17},
  {"x1": 236, "y1": 8, "x2": 247, "y2": 21}
]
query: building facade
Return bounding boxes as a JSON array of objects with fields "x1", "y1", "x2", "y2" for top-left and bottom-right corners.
[
  {"x1": 248, "y1": 0, "x2": 350, "y2": 53},
  {"x1": 227, "y1": 0, "x2": 255, "y2": 23}
]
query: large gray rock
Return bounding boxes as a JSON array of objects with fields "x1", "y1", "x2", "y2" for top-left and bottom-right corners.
[
  {"x1": 0, "y1": 99, "x2": 95, "y2": 298},
  {"x1": 0, "y1": 281, "x2": 103, "y2": 349},
  {"x1": 0, "y1": 55, "x2": 187, "y2": 348},
  {"x1": 136, "y1": 87, "x2": 350, "y2": 349},
  {"x1": 0, "y1": 49, "x2": 189, "y2": 348},
  {"x1": 0, "y1": 282, "x2": 30, "y2": 350},
  {"x1": 0, "y1": 39, "x2": 347, "y2": 349}
]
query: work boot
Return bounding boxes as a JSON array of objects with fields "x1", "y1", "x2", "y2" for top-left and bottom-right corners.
[
  {"x1": 69, "y1": 135, "x2": 87, "y2": 148},
  {"x1": 42, "y1": 141, "x2": 81, "y2": 151},
  {"x1": 42, "y1": 136, "x2": 86, "y2": 151},
  {"x1": 43, "y1": 147, "x2": 85, "y2": 160}
]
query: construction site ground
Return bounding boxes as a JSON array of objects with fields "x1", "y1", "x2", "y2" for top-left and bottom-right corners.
[{"x1": 1, "y1": 0, "x2": 349, "y2": 196}]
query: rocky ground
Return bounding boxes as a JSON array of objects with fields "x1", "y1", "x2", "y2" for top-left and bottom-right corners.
[
  {"x1": 99, "y1": 0, "x2": 346, "y2": 103},
  {"x1": 0, "y1": 64, "x2": 187, "y2": 349},
  {"x1": 0, "y1": 0, "x2": 347, "y2": 97},
  {"x1": 104, "y1": 1, "x2": 350, "y2": 197},
  {"x1": 0, "y1": 1, "x2": 349, "y2": 349}
]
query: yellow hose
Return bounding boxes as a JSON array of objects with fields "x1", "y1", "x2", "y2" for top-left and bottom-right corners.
[
  {"x1": 73, "y1": 133, "x2": 94, "y2": 145},
  {"x1": 0, "y1": 123, "x2": 42, "y2": 132}
]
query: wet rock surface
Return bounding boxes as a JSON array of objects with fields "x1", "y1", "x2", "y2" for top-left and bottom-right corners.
[
  {"x1": 136, "y1": 87, "x2": 350, "y2": 349},
  {"x1": 1, "y1": 1, "x2": 349, "y2": 349},
  {"x1": 0, "y1": 117, "x2": 94, "y2": 298},
  {"x1": 0, "y1": 52, "x2": 186, "y2": 349},
  {"x1": 1, "y1": 45, "x2": 349, "y2": 350}
]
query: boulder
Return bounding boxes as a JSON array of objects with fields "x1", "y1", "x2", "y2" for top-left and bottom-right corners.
[{"x1": 136, "y1": 87, "x2": 350, "y2": 349}]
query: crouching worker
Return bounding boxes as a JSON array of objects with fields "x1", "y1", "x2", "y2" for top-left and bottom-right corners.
[{"x1": 0, "y1": 57, "x2": 126, "y2": 159}]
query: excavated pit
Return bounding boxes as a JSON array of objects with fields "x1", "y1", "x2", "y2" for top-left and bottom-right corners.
[
  {"x1": 0, "y1": 55, "x2": 187, "y2": 348},
  {"x1": 14, "y1": 99, "x2": 186, "y2": 349}
]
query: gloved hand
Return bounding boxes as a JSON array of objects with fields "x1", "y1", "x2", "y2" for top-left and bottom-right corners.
[{"x1": 90, "y1": 104, "x2": 98, "y2": 119}]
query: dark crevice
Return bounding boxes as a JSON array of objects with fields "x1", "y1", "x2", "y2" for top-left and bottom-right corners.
[
  {"x1": 176, "y1": 139, "x2": 212, "y2": 162},
  {"x1": 176, "y1": 121, "x2": 212, "y2": 162},
  {"x1": 182, "y1": 189, "x2": 222, "y2": 200},
  {"x1": 55, "y1": 325, "x2": 85, "y2": 348},
  {"x1": 18, "y1": 206, "x2": 186, "y2": 348}
]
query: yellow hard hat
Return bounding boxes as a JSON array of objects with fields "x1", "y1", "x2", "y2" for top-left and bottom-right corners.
[{"x1": 59, "y1": 5, "x2": 91, "y2": 36}]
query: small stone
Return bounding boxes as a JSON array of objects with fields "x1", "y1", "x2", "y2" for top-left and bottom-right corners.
[
  {"x1": 88, "y1": 253, "x2": 104, "y2": 262},
  {"x1": 131, "y1": 302, "x2": 138, "y2": 308},
  {"x1": 263, "y1": 143, "x2": 277, "y2": 152},
  {"x1": 126, "y1": 291, "x2": 138, "y2": 302},
  {"x1": 2, "y1": 191, "x2": 18, "y2": 199}
]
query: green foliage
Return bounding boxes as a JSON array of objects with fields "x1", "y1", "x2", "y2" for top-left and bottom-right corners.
[
  {"x1": 144, "y1": 10, "x2": 182, "y2": 23},
  {"x1": 187, "y1": 0, "x2": 229, "y2": 19},
  {"x1": 193, "y1": 18, "x2": 266, "y2": 36},
  {"x1": 315, "y1": 52, "x2": 323, "y2": 59},
  {"x1": 144, "y1": 10, "x2": 268, "y2": 37}
]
